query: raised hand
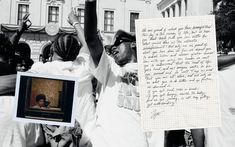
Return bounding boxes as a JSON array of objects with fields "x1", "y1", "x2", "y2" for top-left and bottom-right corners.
[
  {"x1": 67, "y1": 11, "x2": 79, "y2": 26},
  {"x1": 19, "y1": 13, "x2": 32, "y2": 32}
]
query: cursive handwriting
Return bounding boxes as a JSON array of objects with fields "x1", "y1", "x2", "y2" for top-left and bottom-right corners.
[{"x1": 141, "y1": 23, "x2": 216, "y2": 108}]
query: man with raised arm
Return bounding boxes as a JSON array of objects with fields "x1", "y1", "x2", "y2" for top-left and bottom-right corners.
[{"x1": 75, "y1": 0, "x2": 164, "y2": 146}]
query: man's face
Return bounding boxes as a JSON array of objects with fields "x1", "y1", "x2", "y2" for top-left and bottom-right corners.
[
  {"x1": 38, "y1": 99, "x2": 45, "y2": 107},
  {"x1": 110, "y1": 41, "x2": 133, "y2": 66}
]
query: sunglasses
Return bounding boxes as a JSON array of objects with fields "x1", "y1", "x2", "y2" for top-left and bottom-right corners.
[
  {"x1": 105, "y1": 40, "x2": 124, "y2": 56},
  {"x1": 109, "y1": 37, "x2": 131, "y2": 51}
]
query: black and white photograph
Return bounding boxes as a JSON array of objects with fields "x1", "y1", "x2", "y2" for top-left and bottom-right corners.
[{"x1": 0, "y1": 0, "x2": 234, "y2": 147}]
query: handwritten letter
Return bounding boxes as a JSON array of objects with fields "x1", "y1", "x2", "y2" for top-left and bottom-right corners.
[{"x1": 136, "y1": 16, "x2": 221, "y2": 131}]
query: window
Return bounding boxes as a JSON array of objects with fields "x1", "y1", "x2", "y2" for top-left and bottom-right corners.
[
  {"x1": 17, "y1": 4, "x2": 29, "y2": 25},
  {"x1": 130, "y1": 13, "x2": 139, "y2": 32},
  {"x1": 104, "y1": 11, "x2": 114, "y2": 32},
  {"x1": 48, "y1": 6, "x2": 59, "y2": 23},
  {"x1": 77, "y1": 8, "x2": 85, "y2": 28}
]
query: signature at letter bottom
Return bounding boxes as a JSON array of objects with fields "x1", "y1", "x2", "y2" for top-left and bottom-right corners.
[{"x1": 150, "y1": 110, "x2": 165, "y2": 120}]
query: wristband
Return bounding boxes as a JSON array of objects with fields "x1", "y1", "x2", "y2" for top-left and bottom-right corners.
[{"x1": 72, "y1": 22, "x2": 79, "y2": 27}]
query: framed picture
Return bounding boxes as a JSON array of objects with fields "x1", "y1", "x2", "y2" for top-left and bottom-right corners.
[{"x1": 13, "y1": 72, "x2": 78, "y2": 127}]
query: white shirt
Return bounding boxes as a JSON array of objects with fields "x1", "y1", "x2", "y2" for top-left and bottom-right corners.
[
  {"x1": 205, "y1": 64, "x2": 235, "y2": 147},
  {"x1": 29, "y1": 51, "x2": 96, "y2": 137},
  {"x1": 90, "y1": 51, "x2": 164, "y2": 147}
]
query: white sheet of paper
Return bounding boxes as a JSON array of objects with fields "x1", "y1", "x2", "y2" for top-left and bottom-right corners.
[{"x1": 135, "y1": 15, "x2": 221, "y2": 131}]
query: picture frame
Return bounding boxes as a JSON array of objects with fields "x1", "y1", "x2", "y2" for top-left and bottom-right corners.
[{"x1": 13, "y1": 72, "x2": 78, "y2": 127}]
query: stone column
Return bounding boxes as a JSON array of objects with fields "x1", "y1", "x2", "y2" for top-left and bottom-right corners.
[
  {"x1": 175, "y1": 2, "x2": 179, "y2": 17},
  {"x1": 169, "y1": 6, "x2": 173, "y2": 17},
  {"x1": 166, "y1": 9, "x2": 169, "y2": 17},
  {"x1": 181, "y1": 0, "x2": 185, "y2": 16}
]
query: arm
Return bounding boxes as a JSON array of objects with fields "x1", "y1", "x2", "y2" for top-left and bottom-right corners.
[
  {"x1": 68, "y1": 11, "x2": 87, "y2": 49},
  {"x1": 84, "y1": 0, "x2": 103, "y2": 66},
  {"x1": 10, "y1": 27, "x2": 24, "y2": 46},
  {"x1": 190, "y1": 129, "x2": 205, "y2": 147},
  {"x1": 10, "y1": 13, "x2": 31, "y2": 46}
]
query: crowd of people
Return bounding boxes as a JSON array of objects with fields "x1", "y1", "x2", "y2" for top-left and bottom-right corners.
[{"x1": 0, "y1": 0, "x2": 235, "y2": 147}]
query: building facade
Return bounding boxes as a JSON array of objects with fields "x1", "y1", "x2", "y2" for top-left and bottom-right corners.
[
  {"x1": 157, "y1": 0, "x2": 213, "y2": 17},
  {"x1": 0, "y1": 0, "x2": 161, "y2": 62}
]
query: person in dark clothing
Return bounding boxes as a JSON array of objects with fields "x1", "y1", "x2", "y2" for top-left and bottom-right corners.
[
  {"x1": 0, "y1": 13, "x2": 31, "y2": 95},
  {"x1": 32, "y1": 94, "x2": 46, "y2": 109},
  {"x1": 15, "y1": 42, "x2": 34, "y2": 71},
  {"x1": 0, "y1": 13, "x2": 31, "y2": 75}
]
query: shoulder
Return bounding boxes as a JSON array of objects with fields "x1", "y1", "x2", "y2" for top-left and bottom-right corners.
[{"x1": 30, "y1": 62, "x2": 46, "y2": 73}]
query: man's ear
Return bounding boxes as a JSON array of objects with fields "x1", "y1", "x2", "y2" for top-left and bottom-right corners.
[{"x1": 131, "y1": 42, "x2": 136, "y2": 49}]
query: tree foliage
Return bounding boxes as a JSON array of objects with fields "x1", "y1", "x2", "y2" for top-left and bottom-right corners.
[{"x1": 213, "y1": 0, "x2": 235, "y2": 49}]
